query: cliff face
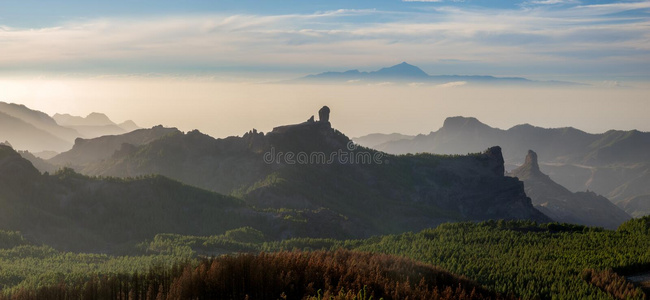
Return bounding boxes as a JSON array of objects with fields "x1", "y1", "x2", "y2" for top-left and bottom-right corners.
[
  {"x1": 510, "y1": 150, "x2": 631, "y2": 229},
  {"x1": 47, "y1": 107, "x2": 548, "y2": 238},
  {"x1": 383, "y1": 146, "x2": 546, "y2": 223}
]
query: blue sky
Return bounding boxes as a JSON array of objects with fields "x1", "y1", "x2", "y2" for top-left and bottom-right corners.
[{"x1": 1, "y1": 0, "x2": 649, "y2": 80}]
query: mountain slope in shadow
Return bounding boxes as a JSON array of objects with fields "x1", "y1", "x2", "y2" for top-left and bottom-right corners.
[
  {"x1": 509, "y1": 150, "x2": 631, "y2": 229},
  {"x1": 1, "y1": 144, "x2": 351, "y2": 252}
]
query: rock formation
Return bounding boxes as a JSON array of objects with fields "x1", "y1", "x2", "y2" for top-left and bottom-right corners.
[
  {"x1": 485, "y1": 146, "x2": 505, "y2": 176},
  {"x1": 509, "y1": 150, "x2": 631, "y2": 229},
  {"x1": 319, "y1": 106, "x2": 330, "y2": 123},
  {"x1": 271, "y1": 107, "x2": 332, "y2": 135}
]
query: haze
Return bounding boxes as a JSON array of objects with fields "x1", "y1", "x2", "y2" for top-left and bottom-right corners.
[
  {"x1": 0, "y1": 76, "x2": 647, "y2": 139},
  {"x1": 1, "y1": 0, "x2": 648, "y2": 138}
]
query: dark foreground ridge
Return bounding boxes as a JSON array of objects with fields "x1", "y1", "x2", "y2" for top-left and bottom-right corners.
[{"x1": 0, "y1": 144, "x2": 307, "y2": 252}]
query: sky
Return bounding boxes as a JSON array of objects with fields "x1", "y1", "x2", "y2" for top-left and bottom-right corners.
[
  {"x1": 0, "y1": 1, "x2": 649, "y2": 140},
  {"x1": 1, "y1": 0, "x2": 649, "y2": 80}
]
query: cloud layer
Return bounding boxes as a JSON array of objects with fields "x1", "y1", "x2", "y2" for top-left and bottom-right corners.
[{"x1": 0, "y1": 1, "x2": 648, "y2": 78}]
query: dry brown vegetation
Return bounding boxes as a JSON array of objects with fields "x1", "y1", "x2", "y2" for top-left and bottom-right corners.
[
  {"x1": 581, "y1": 268, "x2": 645, "y2": 300},
  {"x1": 2, "y1": 249, "x2": 505, "y2": 300}
]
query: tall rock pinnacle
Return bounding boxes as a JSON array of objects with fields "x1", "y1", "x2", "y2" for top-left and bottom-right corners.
[
  {"x1": 525, "y1": 150, "x2": 540, "y2": 173},
  {"x1": 319, "y1": 106, "x2": 330, "y2": 123}
]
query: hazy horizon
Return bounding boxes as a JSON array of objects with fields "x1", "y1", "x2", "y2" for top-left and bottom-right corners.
[
  {"x1": 2, "y1": 0, "x2": 649, "y2": 143},
  {"x1": 1, "y1": 75, "x2": 648, "y2": 142}
]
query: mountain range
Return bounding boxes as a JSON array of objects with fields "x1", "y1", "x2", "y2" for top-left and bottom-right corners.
[
  {"x1": 354, "y1": 117, "x2": 650, "y2": 218},
  {"x1": 12, "y1": 107, "x2": 550, "y2": 250},
  {"x1": 0, "y1": 101, "x2": 140, "y2": 153},
  {"x1": 4, "y1": 102, "x2": 648, "y2": 253},
  {"x1": 294, "y1": 62, "x2": 584, "y2": 86}
]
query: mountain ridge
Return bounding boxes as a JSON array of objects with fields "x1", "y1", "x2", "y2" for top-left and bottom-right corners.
[
  {"x1": 45, "y1": 107, "x2": 549, "y2": 238},
  {"x1": 53, "y1": 112, "x2": 115, "y2": 127},
  {"x1": 53, "y1": 112, "x2": 141, "y2": 138},
  {"x1": 0, "y1": 101, "x2": 141, "y2": 153},
  {"x1": 0, "y1": 111, "x2": 73, "y2": 152},
  {"x1": 49, "y1": 125, "x2": 180, "y2": 166},
  {"x1": 0, "y1": 102, "x2": 79, "y2": 151}
]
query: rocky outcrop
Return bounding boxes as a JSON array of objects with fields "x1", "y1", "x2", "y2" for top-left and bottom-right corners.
[
  {"x1": 318, "y1": 106, "x2": 330, "y2": 123},
  {"x1": 269, "y1": 107, "x2": 336, "y2": 147},
  {"x1": 484, "y1": 146, "x2": 506, "y2": 176},
  {"x1": 509, "y1": 150, "x2": 631, "y2": 229},
  {"x1": 524, "y1": 150, "x2": 540, "y2": 173}
]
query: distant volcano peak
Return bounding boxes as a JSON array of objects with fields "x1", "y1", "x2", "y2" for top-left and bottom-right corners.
[
  {"x1": 373, "y1": 62, "x2": 429, "y2": 78},
  {"x1": 295, "y1": 62, "x2": 583, "y2": 86}
]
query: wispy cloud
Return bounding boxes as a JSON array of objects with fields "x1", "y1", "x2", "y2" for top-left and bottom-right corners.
[
  {"x1": 0, "y1": 3, "x2": 648, "y2": 78},
  {"x1": 573, "y1": 1, "x2": 650, "y2": 15},
  {"x1": 436, "y1": 81, "x2": 467, "y2": 88},
  {"x1": 525, "y1": 0, "x2": 580, "y2": 5}
]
